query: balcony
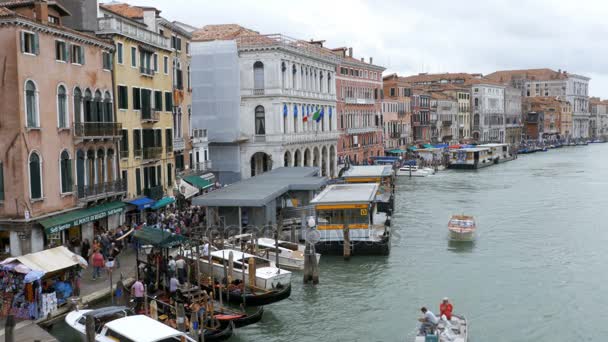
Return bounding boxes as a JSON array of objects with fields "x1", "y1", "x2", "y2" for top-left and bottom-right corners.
[
  {"x1": 120, "y1": 150, "x2": 129, "y2": 159},
  {"x1": 389, "y1": 132, "x2": 401, "y2": 139},
  {"x1": 346, "y1": 127, "x2": 382, "y2": 135},
  {"x1": 141, "y1": 110, "x2": 160, "y2": 123},
  {"x1": 344, "y1": 97, "x2": 375, "y2": 105},
  {"x1": 140, "y1": 66, "x2": 154, "y2": 77},
  {"x1": 253, "y1": 88, "x2": 265, "y2": 95},
  {"x1": 74, "y1": 122, "x2": 122, "y2": 139},
  {"x1": 473, "y1": 124, "x2": 480, "y2": 132},
  {"x1": 442, "y1": 120, "x2": 452, "y2": 126},
  {"x1": 134, "y1": 149, "x2": 143, "y2": 158},
  {"x1": 397, "y1": 110, "x2": 406, "y2": 116},
  {"x1": 97, "y1": 17, "x2": 171, "y2": 50},
  {"x1": 173, "y1": 137, "x2": 185, "y2": 151},
  {"x1": 143, "y1": 185, "x2": 164, "y2": 201},
  {"x1": 165, "y1": 145, "x2": 173, "y2": 153},
  {"x1": 250, "y1": 131, "x2": 341, "y2": 145},
  {"x1": 242, "y1": 88, "x2": 336, "y2": 101},
  {"x1": 77, "y1": 179, "x2": 127, "y2": 201},
  {"x1": 143, "y1": 146, "x2": 162, "y2": 160}
]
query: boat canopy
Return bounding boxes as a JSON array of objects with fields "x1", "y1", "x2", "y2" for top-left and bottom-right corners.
[{"x1": 133, "y1": 225, "x2": 188, "y2": 248}]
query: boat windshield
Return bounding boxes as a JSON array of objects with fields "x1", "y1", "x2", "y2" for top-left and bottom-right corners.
[
  {"x1": 317, "y1": 208, "x2": 369, "y2": 226},
  {"x1": 449, "y1": 219, "x2": 474, "y2": 227}
]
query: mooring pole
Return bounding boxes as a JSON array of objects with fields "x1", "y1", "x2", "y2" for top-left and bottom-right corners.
[
  {"x1": 177, "y1": 302, "x2": 186, "y2": 332},
  {"x1": 5, "y1": 314, "x2": 15, "y2": 342},
  {"x1": 343, "y1": 227, "x2": 351, "y2": 260},
  {"x1": 85, "y1": 314, "x2": 95, "y2": 342}
]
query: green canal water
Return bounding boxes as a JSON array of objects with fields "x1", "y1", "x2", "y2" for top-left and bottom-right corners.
[{"x1": 49, "y1": 144, "x2": 608, "y2": 341}]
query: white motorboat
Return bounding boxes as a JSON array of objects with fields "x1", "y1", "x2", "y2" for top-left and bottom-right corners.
[
  {"x1": 397, "y1": 165, "x2": 430, "y2": 177},
  {"x1": 189, "y1": 249, "x2": 292, "y2": 290},
  {"x1": 415, "y1": 314, "x2": 468, "y2": 342},
  {"x1": 226, "y1": 234, "x2": 321, "y2": 271},
  {"x1": 65, "y1": 306, "x2": 133, "y2": 338},
  {"x1": 448, "y1": 215, "x2": 476, "y2": 242},
  {"x1": 422, "y1": 167, "x2": 436, "y2": 175},
  {"x1": 98, "y1": 315, "x2": 197, "y2": 342}
]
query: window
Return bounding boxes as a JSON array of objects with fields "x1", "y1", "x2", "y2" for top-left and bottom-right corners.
[
  {"x1": 171, "y1": 35, "x2": 182, "y2": 51},
  {"x1": 60, "y1": 151, "x2": 72, "y2": 193},
  {"x1": 20, "y1": 31, "x2": 38, "y2": 55},
  {"x1": 255, "y1": 105, "x2": 265, "y2": 135},
  {"x1": 186, "y1": 42, "x2": 190, "y2": 54},
  {"x1": 71, "y1": 45, "x2": 84, "y2": 64},
  {"x1": 73, "y1": 87, "x2": 82, "y2": 123},
  {"x1": 167, "y1": 163, "x2": 173, "y2": 187},
  {"x1": 104, "y1": 92, "x2": 113, "y2": 122},
  {"x1": 154, "y1": 91, "x2": 163, "y2": 111},
  {"x1": 55, "y1": 40, "x2": 67, "y2": 62},
  {"x1": 48, "y1": 15, "x2": 59, "y2": 24},
  {"x1": 29, "y1": 152, "x2": 42, "y2": 200},
  {"x1": 139, "y1": 50, "x2": 153, "y2": 75},
  {"x1": 187, "y1": 66, "x2": 191, "y2": 90},
  {"x1": 116, "y1": 42, "x2": 123, "y2": 64},
  {"x1": 25, "y1": 80, "x2": 38, "y2": 128},
  {"x1": 120, "y1": 129, "x2": 129, "y2": 157},
  {"x1": 132, "y1": 87, "x2": 141, "y2": 110},
  {"x1": 0, "y1": 161, "x2": 3, "y2": 201},
  {"x1": 165, "y1": 128, "x2": 172, "y2": 151},
  {"x1": 253, "y1": 61, "x2": 264, "y2": 91},
  {"x1": 133, "y1": 129, "x2": 142, "y2": 156},
  {"x1": 141, "y1": 89, "x2": 152, "y2": 118},
  {"x1": 57, "y1": 85, "x2": 68, "y2": 128},
  {"x1": 131, "y1": 46, "x2": 137, "y2": 67},
  {"x1": 117, "y1": 85, "x2": 128, "y2": 109},
  {"x1": 163, "y1": 56, "x2": 168, "y2": 74},
  {"x1": 83, "y1": 89, "x2": 92, "y2": 122},
  {"x1": 135, "y1": 168, "x2": 142, "y2": 196},
  {"x1": 164, "y1": 92, "x2": 173, "y2": 111},
  {"x1": 153, "y1": 53, "x2": 158, "y2": 73},
  {"x1": 102, "y1": 51, "x2": 112, "y2": 70}
]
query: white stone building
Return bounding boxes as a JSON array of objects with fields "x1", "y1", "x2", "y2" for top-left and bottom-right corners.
[
  {"x1": 471, "y1": 83, "x2": 506, "y2": 143},
  {"x1": 191, "y1": 25, "x2": 338, "y2": 183}
]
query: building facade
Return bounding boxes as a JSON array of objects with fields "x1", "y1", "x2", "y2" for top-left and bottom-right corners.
[
  {"x1": 192, "y1": 25, "x2": 339, "y2": 183},
  {"x1": 0, "y1": 1, "x2": 123, "y2": 256},
  {"x1": 504, "y1": 86, "x2": 523, "y2": 144},
  {"x1": 411, "y1": 91, "x2": 431, "y2": 142},
  {"x1": 382, "y1": 74, "x2": 412, "y2": 149},
  {"x1": 430, "y1": 92, "x2": 458, "y2": 143},
  {"x1": 523, "y1": 97, "x2": 568, "y2": 141},
  {"x1": 98, "y1": 4, "x2": 174, "y2": 200},
  {"x1": 333, "y1": 47, "x2": 384, "y2": 165},
  {"x1": 589, "y1": 97, "x2": 608, "y2": 139},
  {"x1": 471, "y1": 83, "x2": 505, "y2": 143}
]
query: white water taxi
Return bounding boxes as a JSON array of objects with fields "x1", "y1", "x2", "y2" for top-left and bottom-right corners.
[
  {"x1": 397, "y1": 165, "x2": 430, "y2": 177},
  {"x1": 65, "y1": 306, "x2": 133, "y2": 338},
  {"x1": 415, "y1": 314, "x2": 468, "y2": 342},
  {"x1": 448, "y1": 215, "x2": 476, "y2": 242}
]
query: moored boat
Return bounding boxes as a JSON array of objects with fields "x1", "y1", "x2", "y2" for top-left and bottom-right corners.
[
  {"x1": 65, "y1": 306, "x2": 133, "y2": 338},
  {"x1": 397, "y1": 165, "x2": 430, "y2": 177},
  {"x1": 93, "y1": 314, "x2": 198, "y2": 342},
  {"x1": 415, "y1": 314, "x2": 468, "y2": 342},
  {"x1": 448, "y1": 215, "x2": 476, "y2": 242}
]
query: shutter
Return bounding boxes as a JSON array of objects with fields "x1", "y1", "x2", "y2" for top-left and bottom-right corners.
[
  {"x1": 136, "y1": 168, "x2": 142, "y2": 195},
  {"x1": 156, "y1": 165, "x2": 161, "y2": 186},
  {"x1": 80, "y1": 46, "x2": 85, "y2": 64},
  {"x1": 109, "y1": 53, "x2": 113, "y2": 70},
  {"x1": 67, "y1": 158, "x2": 73, "y2": 192},
  {"x1": 66, "y1": 43, "x2": 71, "y2": 62},
  {"x1": 0, "y1": 163, "x2": 4, "y2": 201},
  {"x1": 30, "y1": 160, "x2": 41, "y2": 199},
  {"x1": 33, "y1": 33, "x2": 39, "y2": 55},
  {"x1": 20, "y1": 31, "x2": 25, "y2": 53}
]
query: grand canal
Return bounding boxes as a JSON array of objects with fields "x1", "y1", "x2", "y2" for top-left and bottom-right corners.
[{"x1": 50, "y1": 144, "x2": 608, "y2": 341}]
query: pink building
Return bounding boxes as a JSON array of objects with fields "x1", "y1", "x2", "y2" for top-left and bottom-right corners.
[
  {"x1": 333, "y1": 47, "x2": 385, "y2": 165},
  {"x1": 0, "y1": 1, "x2": 123, "y2": 256}
]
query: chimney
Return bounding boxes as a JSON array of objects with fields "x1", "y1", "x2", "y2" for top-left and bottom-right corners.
[
  {"x1": 369, "y1": 57, "x2": 373, "y2": 64},
  {"x1": 348, "y1": 47, "x2": 353, "y2": 57},
  {"x1": 360, "y1": 57, "x2": 364, "y2": 62},
  {"x1": 142, "y1": 8, "x2": 157, "y2": 32},
  {"x1": 34, "y1": 0, "x2": 49, "y2": 24}
]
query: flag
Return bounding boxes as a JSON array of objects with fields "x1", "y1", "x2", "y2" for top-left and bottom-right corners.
[
  {"x1": 283, "y1": 104, "x2": 287, "y2": 117},
  {"x1": 312, "y1": 107, "x2": 321, "y2": 122},
  {"x1": 303, "y1": 105, "x2": 309, "y2": 122},
  {"x1": 294, "y1": 104, "x2": 298, "y2": 118}
]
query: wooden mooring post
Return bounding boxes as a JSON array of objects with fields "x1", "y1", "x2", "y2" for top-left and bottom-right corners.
[
  {"x1": 303, "y1": 241, "x2": 319, "y2": 284},
  {"x1": 85, "y1": 314, "x2": 95, "y2": 342},
  {"x1": 5, "y1": 314, "x2": 15, "y2": 342},
  {"x1": 343, "y1": 227, "x2": 351, "y2": 260}
]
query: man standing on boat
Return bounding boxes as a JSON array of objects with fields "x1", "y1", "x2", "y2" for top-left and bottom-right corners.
[
  {"x1": 418, "y1": 307, "x2": 439, "y2": 335},
  {"x1": 440, "y1": 297, "x2": 453, "y2": 320}
]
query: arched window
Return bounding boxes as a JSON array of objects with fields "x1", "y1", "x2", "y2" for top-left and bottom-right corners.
[
  {"x1": 84, "y1": 89, "x2": 92, "y2": 122},
  {"x1": 255, "y1": 105, "x2": 265, "y2": 135},
  {"x1": 327, "y1": 73, "x2": 331, "y2": 94},
  {"x1": 253, "y1": 61, "x2": 264, "y2": 91},
  {"x1": 281, "y1": 62, "x2": 286, "y2": 89},
  {"x1": 29, "y1": 152, "x2": 42, "y2": 199},
  {"x1": 97, "y1": 148, "x2": 105, "y2": 184},
  {"x1": 57, "y1": 85, "x2": 68, "y2": 128},
  {"x1": 319, "y1": 72, "x2": 323, "y2": 93},
  {"x1": 60, "y1": 150, "x2": 72, "y2": 193},
  {"x1": 94, "y1": 90, "x2": 102, "y2": 122},
  {"x1": 25, "y1": 80, "x2": 38, "y2": 128},
  {"x1": 292, "y1": 65, "x2": 297, "y2": 89},
  {"x1": 474, "y1": 98, "x2": 479, "y2": 107},
  {"x1": 104, "y1": 91, "x2": 113, "y2": 122},
  {"x1": 73, "y1": 87, "x2": 82, "y2": 124}
]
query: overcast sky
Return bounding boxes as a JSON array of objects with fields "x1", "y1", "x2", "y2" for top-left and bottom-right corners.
[{"x1": 111, "y1": 0, "x2": 608, "y2": 97}]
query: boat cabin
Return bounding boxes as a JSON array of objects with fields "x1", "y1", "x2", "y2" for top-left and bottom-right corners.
[
  {"x1": 477, "y1": 143, "x2": 514, "y2": 162},
  {"x1": 340, "y1": 165, "x2": 395, "y2": 214},
  {"x1": 448, "y1": 147, "x2": 492, "y2": 169},
  {"x1": 98, "y1": 315, "x2": 196, "y2": 342}
]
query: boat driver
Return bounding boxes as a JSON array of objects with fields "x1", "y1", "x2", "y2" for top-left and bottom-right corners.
[{"x1": 418, "y1": 306, "x2": 439, "y2": 335}]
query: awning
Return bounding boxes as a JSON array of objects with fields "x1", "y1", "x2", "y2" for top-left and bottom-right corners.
[
  {"x1": 39, "y1": 201, "x2": 126, "y2": 235},
  {"x1": 387, "y1": 149, "x2": 407, "y2": 154},
  {"x1": 407, "y1": 146, "x2": 417, "y2": 151},
  {"x1": 422, "y1": 143, "x2": 434, "y2": 148},
  {"x1": 151, "y1": 197, "x2": 175, "y2": 210},
  {"x1": 8, "y1": 246, "x2": 80, "y2": 273},
  {"x1": 177, "y1": 179, "x2": 199, "y2": 199},
  {"x1": 133, "y1": 225, "x2": 188, "y2": 248},
  {"x1": 183, "y1": 175, "x2": 213, "y2": 190},
  {"x1": 127, "y1": 197, "x2": 156, "y2": 211}
]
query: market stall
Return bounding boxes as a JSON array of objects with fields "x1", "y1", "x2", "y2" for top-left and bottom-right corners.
[{"x1": 0, "y1": 246, "x2": 86, "y2": 320}]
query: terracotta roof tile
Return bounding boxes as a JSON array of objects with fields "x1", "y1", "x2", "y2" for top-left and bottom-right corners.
[
  {"x1": 485, "y1": 68, "x2": 568, "y2": 83},
  {"x1": 192, "y1": 24, "x2": 260, "y2": 42},
  {"x1": 100, "y1": 2, "x2": 160, "y2": 20},
  {"x1": 0, "y1": 0, "x2": 35, "y2": 7}
]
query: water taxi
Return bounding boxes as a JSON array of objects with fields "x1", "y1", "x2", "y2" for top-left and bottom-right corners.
[
  {"x1": 448, "y1": 147, "x2": 492, "y2": 169},
  {"x1": 95, "y1": 314, "x2": 197, "y2": 342},
  {"x1": 397, "y1": 165, "x2": 430, "y2": 177},
  {"x1": 477, "y1": 143, "x2": 516, "y2": 163},
  {"x1": 448, "y1": 215, "x2": 476, "y2": 242},
  {"x1": 415, "y1": 314, "x2": 468, "y2": 342},
  {"x1": 341, "y1": 165, "x2": 395, "y2": 214},
  {"x1": 65, "y1": 306, "x2": 133, "y2": 338},
  {"x1": 311, "y1": 183, "x2": 390, "y2": 256}
]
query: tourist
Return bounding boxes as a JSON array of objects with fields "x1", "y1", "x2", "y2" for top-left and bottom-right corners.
[
  {"x1": 110, "y1": 242, "x2": 121, "y2": 269},
  {"x1": 418, "y1": 307, "x2": 439, "y2": 335},
  {"x1": 90, "y1": 249, "x2": 105, "y2": 280},
  {"x1": 131, "y1": 278, "x2": 145, "y2": 313},
  {"x1": 167, "y1": 255, "x2": 176, "y2": 277},
  {"x1": 175, "y1": 256, "x2": 187, "y2": 284},
  {"x1": 439, "y1": 297, "x2": 453, "y2": 320},
  {"x1": 169, "y1": 275, "x2": 179, "y2": 300},
  {"x1": 81, "y1": 239, "x2": 90, "y2": 260}
]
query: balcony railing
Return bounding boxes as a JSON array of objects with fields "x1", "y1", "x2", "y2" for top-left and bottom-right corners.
[
  {"x1": 253, "y1": 88, "x2": 265, "y2": 95},
  {"x1": 120, "y1": 150, "x2": 129, "y2": 159},
  {"x1": 140, "y1": 66, "x2": 154, "y2": 76},
  {"x1": 134, "y1": 149, "x2": 143, "y2": 158},
  {"x1": 77, "y1": 179, "x2": 126, "y2": 200},
  {"x1": 97, "y1": 17, "x2": 171, "y2": 49},
  {"x1": 344, "y1": 97, "x2": 375, "y2": 105},
  {"x1": 143, "y1": 146, "x2": 162, "y2": 160},
  {"x1": 74, "y1": 122, "x2": 122, "y2": 138},
  {"x1": 250, "y1": 131, "x2": 341, "y2": 144},
  {"x1": 442, "y1": 121, "x2": 452, "y2": 126},
  {"x1": 397, "y1": 110, "x2": 406, "y2": 116},
  {"x1": 165, "y1": 145, "x2": 173, "y2": 153},
  {"x1": 144, "y1": 185, "x2": 164, "y2": 200},
  {"x1": 141, "y1": 110, "x2": 160, "y2": 122},
  {"x1": 473, "y1": 124, "x2": 480, "y2": 131}
]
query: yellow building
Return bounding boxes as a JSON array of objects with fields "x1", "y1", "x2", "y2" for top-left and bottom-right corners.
[{"x1": 98, "y1": 4, "x2": 174, "y2": 200}]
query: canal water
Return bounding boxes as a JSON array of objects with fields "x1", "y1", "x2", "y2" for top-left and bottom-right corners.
[{"x1": 49, "y1": 144, "x2": 608, "y2": 341}]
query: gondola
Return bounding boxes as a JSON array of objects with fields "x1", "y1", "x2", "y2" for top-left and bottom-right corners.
[
  {"x1": 202, "y1": 282, "x2": 292, "y2": 306},
  {"x1": 214, "y1": 305, "x2": 264, "y2": 328},
  {"x1": 202, "y1": 319, "x2": 234, "y2": 342}
]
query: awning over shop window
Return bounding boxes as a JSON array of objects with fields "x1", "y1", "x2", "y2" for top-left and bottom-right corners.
[
  {"x1": 387, "y1": 149, "x2": 407, "y2": 154},
  {"x1": 422, "y1": 143, "x2": 434, "y2": 148},
  {"x1": 0, "y1": 246, "x2": 82, "y2": 274},
  {"x1": 127, "y1": 197, "x2": 156, "y2": 211},
  {"x1": 178, "y1": 179, "x2": 199, "y2": 199},
  {"x1": 407, "y1": 146, "x2": 417, "y2": 151},
  {"x1": 151, "y1": 197, "x2": 175, "y2": 210},
  {"x1": 133, "y1": 225, "x2": 188, "y2": 248},
  {"x1": 183, "y1": 175, "x2": 213, "y2": 190},
  {"x1": 39, "y1": 201, "x2": 126, "y2": 235}
]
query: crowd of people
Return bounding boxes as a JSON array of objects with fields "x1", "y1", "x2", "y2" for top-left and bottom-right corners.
[
  {"x1": 82, "y1": 226, "x2": 129, "y2": 281},
  {"x1": 146, "y1": 205, "x2": 207, "y2": 236}
]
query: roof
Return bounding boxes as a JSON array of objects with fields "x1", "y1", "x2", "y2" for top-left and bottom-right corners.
[
  {"x1": 14, "y1": 246, "x2": 79, "y2": 273},
  {"x1": 0, "y1": 0, "x2": 71, "y2": 16},
  {"x1": 104, "y1": 315, "x2": 188, "y2": 342},
  {"x1": 192, "y1": 24, "x2": 260, "y2": 42},
  {"x1": 100, "y1": 3, "x2": 160, "y2": 20},
  {"x1": 393, "y1": 72, "x2": 505, "y2": 88},
  {"x1": 183, "y1": 175, "x2": 213, "y2": 190},
  {"x1": 133, "y1": 226, "x2": 188, "y2": 248},
  {"x1": 39, "y1": 201, "x2": 126, "y2": 235},
  {"x1": 454, "y1": 147, "x2": 490, "y2": 152},
  {"x1": 192, "y1": 167, "x2": 327, "y2": 207},
  {"x1": 311, "y1": 183, "x2": 379, "y2": 205},
  {"x1": 485, "y1": 68, "x2": 568, "y2": 84},
  {"x1": 342, "y1": 165, "x2": 393, "y2": 178}
]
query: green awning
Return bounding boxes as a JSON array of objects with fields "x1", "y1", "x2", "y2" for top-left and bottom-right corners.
[
  {"x1": 407, "y1": 146, "x2": 417, "y2": 151},
  {"x1": 183, "y1": 175, "x2": 213, "y2": 190},
  {"x1": 133, "y1": 225, "x2": 188, "y2": 248},
  {"x1": 388, "y1": 149, "x2": 406, "y2": 154},
  {"x1": 39, "y1": 201, "x2": 126, "y2": 235},
  {"x1": 151, "y1": 197, "x2": 175, "y2": 210},
  {"x1": 422, "y1": 144, "x2": 433, "y2": 148}
]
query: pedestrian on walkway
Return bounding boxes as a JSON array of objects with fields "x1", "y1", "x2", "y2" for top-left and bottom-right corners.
[
  {"x1": 110, "y1": 242, "x2": 121, "y2": 269},
  {"x1": 90, "y1": 250, "x2": 105, "y2": 280},
  {"x1": 131, "y1": 278, "x2": 145, "y2": 313},
  {"x1": 81, "y1": 239, "x2": 90, "y2": 260},
  {"x1": 175, "y1": 256, "x2": 186, "y2": 284}
]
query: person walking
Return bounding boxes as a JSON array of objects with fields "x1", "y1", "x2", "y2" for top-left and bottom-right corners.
[
  {"x1": 131, "y1": 278, "x2": 145, "y2": 313},
  {"x1": 90, "y1": 249, "x2": 105, "y2": 280},
  {"x1": 110, "y1": 242, "x2": 121, "y2": 269},
  {"x1": 81, "y1": 239, "x2": 90, "y2": 260}
]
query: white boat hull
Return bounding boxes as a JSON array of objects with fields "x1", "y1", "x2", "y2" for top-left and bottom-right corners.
[
  {"x1": 397, "y1": 170, "x2": 429, "y2": 177},
  {"x1": 197, "y1": 258, "x2": 291, "y2": 290}
]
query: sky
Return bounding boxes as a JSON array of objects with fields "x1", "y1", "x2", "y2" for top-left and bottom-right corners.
[{"x1": 109, "y1": 0, "x2": 608, "y2": 97}]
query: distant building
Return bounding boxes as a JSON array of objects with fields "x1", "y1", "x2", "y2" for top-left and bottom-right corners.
[
  {"x1": 331, "y1": 47, "x2": 385, "y2": 165},
  {"x1": 382, "y1": 74, "x2": 412, "y2": 148},
  {"x1": 523, "y1": 97, "x2": 569, "y2": 141},
  {"x1": 504, "y1": 87, "x2": 523, "y2": 144},
  {"x1": 589, "y1": 97, "x2": 608, "y2": 139},
  {"x1": 471, "y1": 82, "x2": 506, "y2": 143},
  {"x1": 411, "y1": 91, "x2": 432, "y2": 142},
  {"x1": 191, "y1": 25, "x2": 339, "y2": 183},
  {"x1": 430, "y1": 92, "x2": 458, "y2": 143}
]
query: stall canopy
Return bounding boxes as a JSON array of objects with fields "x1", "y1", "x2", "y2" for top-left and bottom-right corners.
[
  {"x1": 178, "y1": 179, "x2": 199, "y2": 199},
  {"x1": 1, "y1": 246, "x2": 82, "y2": 274},
  {"x1": 387, "y1": 149, "x2": 407, "y2": 154},
  {"x1": 127, "y1": 197, "x2": 156, "y2": 211},
  {"x1": 407, "y1": 146, "x2": 417, "y2": 151},
  {"x1": 133, "y1": 225, "x2": 188, "y2": 248},
  {"x1": 422, "y1": 143, "x2": 434, "y2": 148},
  {"x1": 39, "y1": 201, "x2": 126, "y2": 235},
  {"x1": 183, "y1": 175, "x2": 213, "y2": 190},
  {"x1": 151, "y1": 197, "x2": 175, "y2": 210}
]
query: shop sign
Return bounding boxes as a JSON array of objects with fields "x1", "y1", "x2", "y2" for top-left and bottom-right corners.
[{"x1": 45, "y1": 207, "x2": 125, "y2": 235}]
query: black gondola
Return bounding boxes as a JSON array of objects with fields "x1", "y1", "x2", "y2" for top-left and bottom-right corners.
[
  {"x1": 202, "y1": 320, "x2": 233, "y2": 342},
  {"x1": 203, "y1": 282, "x2": 292, "y2": 306},
  {"x1": 214, "y1": 305, "x2": 264, "y2": 328}
]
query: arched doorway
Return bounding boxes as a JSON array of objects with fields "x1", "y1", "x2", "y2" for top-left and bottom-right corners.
[
  {"x1": 250, "y1": 152, "x2": 272, "y2": 177},
  {"x1": 294, "y1": 149, "x2": 302, "y2": 167},
  {"x1": 304, "y1": 148, "x2": 311, "y2": 167},
  {"x1": 321, "y1": 146, "x2": 328, "y2": 177},
  {"x1": 313, "y1": 147, "x2": 320, "y2": 168},
  {"x1": 284, "y1": 150, "x2": 292, "y2": 167},
  {"x1": 330, "y1": 145, "x2": 336, "y2": 177}
]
